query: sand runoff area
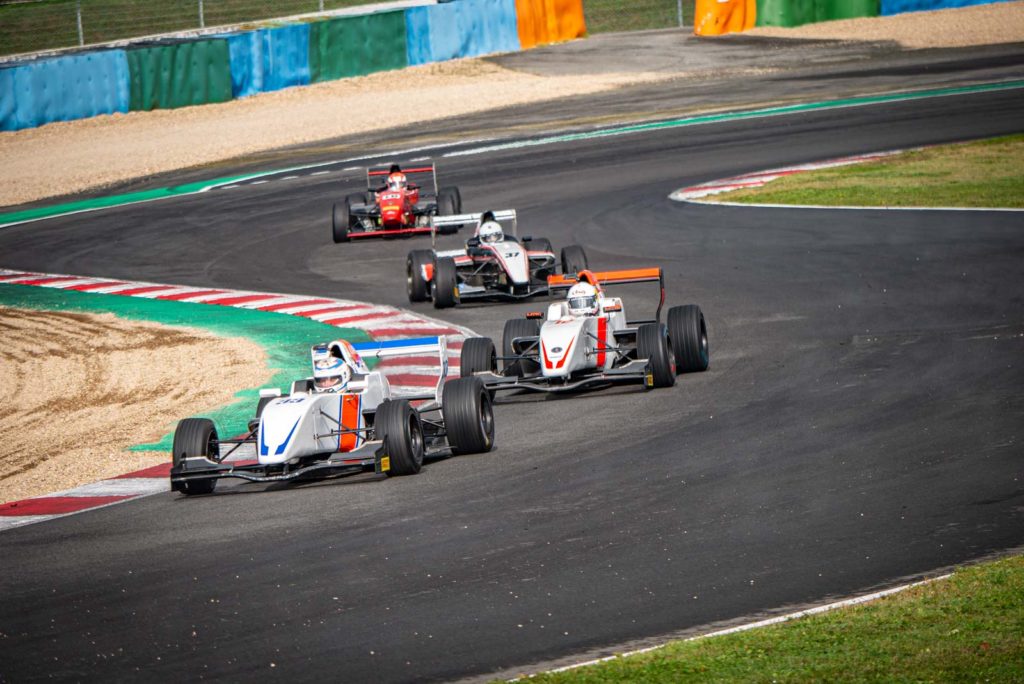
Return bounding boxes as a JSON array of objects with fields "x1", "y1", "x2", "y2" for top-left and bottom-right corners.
[
  {"x1": 2, "y1": 2, "x2": 1023, "y2": 208},
  {"x1": 0, "y1": 307, "x2": 272, "y2": 504}
]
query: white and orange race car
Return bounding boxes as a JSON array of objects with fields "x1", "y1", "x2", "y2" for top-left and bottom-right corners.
[
  {"x1": 459, "y1": 268, "x2": 709, "y2": 393},
  {"x1": 405, "y1": 209, "x2": 589, "y2": 308}
]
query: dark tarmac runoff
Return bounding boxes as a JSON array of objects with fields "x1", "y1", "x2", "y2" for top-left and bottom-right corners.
[{"x1": 0, "y1": 29, "x2": 1022, "y2": 683}]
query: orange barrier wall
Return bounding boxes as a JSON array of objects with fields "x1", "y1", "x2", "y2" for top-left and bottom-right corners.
[
  {"x1": 515, "y1": 0, "x2": 587, "y2": 49},
  {"x1": 694, "y1": 0, "x2": 757, "y2": 35}
]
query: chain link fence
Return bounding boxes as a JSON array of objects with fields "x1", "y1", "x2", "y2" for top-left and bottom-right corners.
[{"x1": 1, "y1": 0, "x2": 695, "y2": 58}]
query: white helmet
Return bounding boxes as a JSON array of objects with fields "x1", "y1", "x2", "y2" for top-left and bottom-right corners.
[
  {"x1": 567, "y1": 281, "x2": 599, "y2": 316},
  {"x1": 478, "y1": 221, "x2": 503, "y2": 244},
  {"x1": 311, "y1": 343, "x2": 352, "y2": 392}
]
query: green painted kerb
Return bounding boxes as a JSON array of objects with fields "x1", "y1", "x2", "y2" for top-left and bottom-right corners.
[{"x1": 0, "y1": 284, "x2": 370, "y2": 451}]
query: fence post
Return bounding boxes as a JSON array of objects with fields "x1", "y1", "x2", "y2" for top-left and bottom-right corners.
[
  {"x1": 319, "y1": 0, "x2": 324, "y2": 11},
  {"x1": 76, "y1": 0, "x2": 84, "y2": 45},
  {"x1": 677, "y1": 0, "x2": 683, "y2": 27},
  {"x1": 199, "y1": 0, "x2": 205, "y2": 28}
]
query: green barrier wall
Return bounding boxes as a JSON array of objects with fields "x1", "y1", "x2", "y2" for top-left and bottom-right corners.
[
  {"x1": 127, "y1": 38, "x2": 233, "y2": 111},
  {"x1": 755, "y1": 0, "x2": 879, "y2": 26},
  {"x1": 309, "y1": 10, "x2": 407, "y2": 83}
]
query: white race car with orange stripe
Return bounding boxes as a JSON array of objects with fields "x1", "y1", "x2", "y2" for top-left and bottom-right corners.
[
  {"x1": 459, "y1": 268, "x2": 710, "y2": 394},
  {"x1": 170, "y1": 337, "x2": 494, "y2": 496},
  {"x1": 406, "y1": 210, "x2": 590, "y2": 309}
]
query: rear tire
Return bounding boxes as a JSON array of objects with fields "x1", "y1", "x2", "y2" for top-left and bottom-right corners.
[
  {"x1": 502, "y1": 318, "x2": 540, "y2": 377},
  {"x1": 432, "y1": 257, "x2": 459, "y2": 309},
  {"x1": 560, "y1": 244, "x2": 588, "y2": 276},
  {"x1": 332, "y1": 202, "x2": 350, "y2": 243},
  {"x1": 407, "y1": 250, "x2": 434, "y2": 303},
  {"x1": 375, "y1": 399, "x2": 424, "y2": 476},
  {"x1": 667, "y1": 304, "x2": 710, "y2": 373},
  {"x1": 442, "y1": 377, "x2": 494, "y2": 455},
  {"x1": 637, "y1": 323, "x2": 676, "y2": 389},
  {"x1": 460, "y1": 337, "x2": 497, "y2": 376},
  {"x1": 171, "y1": 418, "x2": 218, "y2": 495}
]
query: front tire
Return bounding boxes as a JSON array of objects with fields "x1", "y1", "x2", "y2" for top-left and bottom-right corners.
[
  {"x1": 171, "y1": 418, "x2": 218, "y2": 495},
  {"x1": 436, "y1": 187, "x2": 461, "y2": 233},
  {"x1": 502, "y1": 318, "x2": 540, "y2": 377},
  {"x1": 667, "y1": 304, "x2": 709, "y2": 373},
  {"x1": 460, "y1": 337, "x2": 497, "y2": 376},
  {"x1": 560, "y1": 244, "x2": 588, "y2": 276},
  {"x1": 407, "y1": 250, "x2": 434, "y2": 303},
  {"x1": 637, "y1": 323, "x2": 676, "y2": 389},
  {"x1": 375, "y1": 399, "x2": 424, "y2": 476},
  {"x1": 432, "y1": 257, "x2": 459, "y2": 309},
  {"x1": 442, "y1": 377, "x2": 494, "y2": 455},
  {"x1": 332, "y1": 202, "x2": 350, "y2": 243}
]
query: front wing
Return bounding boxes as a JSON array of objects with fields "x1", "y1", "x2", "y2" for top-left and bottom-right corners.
[{"x1": 468, "y1": 359, "x2": 654, "y2": 394}]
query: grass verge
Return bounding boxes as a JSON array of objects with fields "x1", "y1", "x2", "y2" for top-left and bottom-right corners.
[
  {"x1": 711, "y1": 134, "x2": 1024, "y2": 208},
  {"x1": 521, "y1": 554, "x2": 1024, "y2": 683}
]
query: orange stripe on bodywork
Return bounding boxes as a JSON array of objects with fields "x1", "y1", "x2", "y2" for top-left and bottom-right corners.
[{"x1": 339, "y1": 394, "x2": 361, "y2": 452}]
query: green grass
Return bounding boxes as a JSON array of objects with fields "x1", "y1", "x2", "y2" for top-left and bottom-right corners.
[
  {"x1": 0, "y1": 0, "x2": 383, "y2": 56},
  {"x1": 583, "y1": 0, "x2": 693, "y2": 34},
  {"x1": 518, "y1": 554, "x2": 1024, "y2": 683},
  {"x1": 713, "y1": 134, "x2": 1024, "y2": 208}
]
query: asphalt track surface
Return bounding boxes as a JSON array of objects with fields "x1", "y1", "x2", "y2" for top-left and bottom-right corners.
[{"x1": 2, "y1": 37, "x2": 1023, "y2": 682}]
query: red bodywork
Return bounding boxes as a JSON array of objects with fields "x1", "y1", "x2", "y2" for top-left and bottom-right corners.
[{"x1": 376, "y1": 188, "x2": 422, "y2": 228}]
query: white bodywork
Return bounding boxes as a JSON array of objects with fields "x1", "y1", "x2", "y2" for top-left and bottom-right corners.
[
  {"x1": 256, "y1": 337, "x2": 447, "y2": 465},
  {"x1": 538, "y1": 297, "x2": 627, "y2": 379}
]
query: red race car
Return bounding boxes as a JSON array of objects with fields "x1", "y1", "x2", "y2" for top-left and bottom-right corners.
[{"x1": 332, "y1": 163, "x2": 463, "y2": 243}]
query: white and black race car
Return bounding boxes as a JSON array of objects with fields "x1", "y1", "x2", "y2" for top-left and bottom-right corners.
[
  {"x1": 170, "y1": 336, "x2": 494, "y2": 495},
  {"x1": 405, "y1": 209, "x2": 589, "y2": 308},
  {"x1": 458, "y1": 268, "x2": 709, "y2": 394}
]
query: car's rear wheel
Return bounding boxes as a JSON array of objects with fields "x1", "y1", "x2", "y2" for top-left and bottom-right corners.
[
  {"x1": 436, "y1": 187, "x2": 461, "y2": 233},
  {"x1": 667, "y1": 304, "x2": 709, "y2": 373},
  {"x1": 375, "y1": 399, "x2": 424, "y2": 476},
  {"x1": 637, "y1": 323, "x2": 676, "y2": 389},
  {"x1": 502, "y1": 318, "x2": 541, "y2": 377},
  {"x1": 442, "y1": 377, "x2": 494, "y2": 455},
  {"x1": 460, "y1": 337, "x2": 497, "y2": 376},
  {"x1": 560, "y1": 244, "x2": 588, "y2": 276},
  {"x1": 171, "y1": 418, "x2": 218, "y2": 495},
  {"x1": 432, "y1": 257, "x2": 459, "y2": 308},
  {"x1": 407, "y1": 250, "x2": 434, "y2": 303},
  {"x1": 332, "y1": 202, "x2": 350, "y2": 243}
]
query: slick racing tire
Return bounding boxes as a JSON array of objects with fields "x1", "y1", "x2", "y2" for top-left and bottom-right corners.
[
  {"x1": 460, "y1": 337, "x2": 497, "y2": 376},
  {"x1": 432, "y1": 257, "x2": 459, "y2": 309},
  {"x1": 407, "y1": 250, "x2": 434, "y2": 303},
  {"x1": 502, "y1": 318, "x2": 540, "y2": 377},
  {"x1": 560, "y1": 244, "x2": 589, "y2": 276},
  {"x1": 375, "y1": 399, "x2": 424, "y2": 476},
  {"x1": 442, "y1": 377, "x2": 495, "y2": 456},
  {"x1": 667, "y1": 304, "x2": 710, "y2": 373},
  {"x1": 637, "y1": 323, "x2": 676, "y2": 389},
  {"x1": 436, "y1": 187, "x2": 461, "y2": 234},
  {"x1": 171, "y1": 418, "x2": 219, "y2": 495},
  {"x1": 332, "y1": 202, "x2": 350, "y2": 243}
]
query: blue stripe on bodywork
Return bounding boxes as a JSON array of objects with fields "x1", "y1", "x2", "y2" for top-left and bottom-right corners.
[
  {"x1": 352, "y1": 336, "x2": 439, "y2": 351},
  {"x1": 274, "y1": 417, "x2": 301, "y2": 456}
]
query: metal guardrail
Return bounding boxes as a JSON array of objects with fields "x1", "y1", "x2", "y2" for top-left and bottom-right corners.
[{"x1": 0, "y1": 0, "x2": 695, "y2": 59}]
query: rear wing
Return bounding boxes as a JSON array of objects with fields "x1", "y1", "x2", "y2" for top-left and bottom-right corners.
[
  {"x1": 352, "y1": 335, "x2": 449, "y2": 403},
  {"x1": 430, "y1": 209, "x2": 517, "y2": 246},
  {"x1": 366, "y1": 164, "x2": 438, "y2": 194},
  {"x1": 547, "y1": 268, "x2": 665, "y2": 323}
]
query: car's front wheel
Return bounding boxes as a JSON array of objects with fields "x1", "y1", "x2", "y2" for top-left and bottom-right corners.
[{"x1": 171, "y1": 418, "x2": 219, "y2": 495}]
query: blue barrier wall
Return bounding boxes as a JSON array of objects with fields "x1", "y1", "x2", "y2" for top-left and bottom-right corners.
[
  {"x1": 261, "y1": 24, "x2": 310, "y2": 92},
  {"x1": 225, "y1": 31, "x2": 263, "y2": 98},
  {"x1": 406, "y1": 0, "x2": 520, "y2": 66},
  {"x1": 881, "y1": 0, "x2": 1009, "y2": 14},
  {"x1": 1, "y1": 50, "x2": 129, "y2": 131}
]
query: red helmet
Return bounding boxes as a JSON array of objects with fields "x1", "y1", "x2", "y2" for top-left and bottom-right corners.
[{"x1": 387, "y1": 172, "x2": 407, "y2": 191}]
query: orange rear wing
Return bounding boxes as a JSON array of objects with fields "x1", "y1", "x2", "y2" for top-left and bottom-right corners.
[{"x1": 548, "y1": 268, "x2": 666, "y2": 322}]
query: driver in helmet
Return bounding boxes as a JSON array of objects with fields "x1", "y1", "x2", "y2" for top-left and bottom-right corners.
[
  {"x1": 311, "y1": 344, "x2": 353, "y2": 392},
  {"x1": 477, "y1": 220, "x2": 504, "y2": 244},
  {"x1": 387, "y1": 171, "x2": 407, "y2": 192},
  {"x1": 567, "y1": 281, "x2": 600, "y2": 317}
]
